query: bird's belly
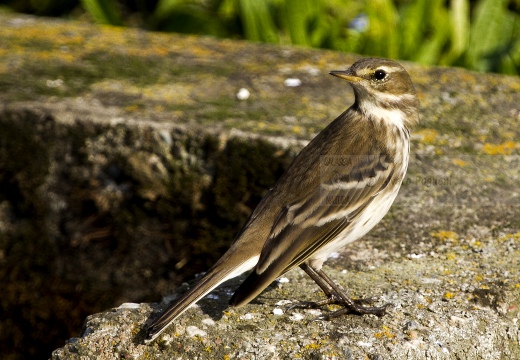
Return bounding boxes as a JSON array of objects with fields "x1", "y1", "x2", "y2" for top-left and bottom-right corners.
[{"x1": 309, "y1": 183, "x2": 401, "y2": 268}]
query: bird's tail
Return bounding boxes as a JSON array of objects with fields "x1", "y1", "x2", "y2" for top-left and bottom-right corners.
[
  {"x1": 144, "y1": 254, "x2": 258, "y2": 343},
  {"x1": 144, "y1": 269, "x2": 223, "y2": 343}
]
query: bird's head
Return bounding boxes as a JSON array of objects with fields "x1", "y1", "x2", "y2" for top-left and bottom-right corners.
[{"x1": 330, "y1": 58, "x2": 419, "y2": 128}]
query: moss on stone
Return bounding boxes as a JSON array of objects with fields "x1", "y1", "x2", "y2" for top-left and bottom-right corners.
[{"x1": 1, "y1": 12, "x2": 520, "y2": 360}]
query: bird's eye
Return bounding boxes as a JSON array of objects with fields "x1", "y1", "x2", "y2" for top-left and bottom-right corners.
[{"x1": 374, "y1": 69, "x2": 386, "y2": 80}]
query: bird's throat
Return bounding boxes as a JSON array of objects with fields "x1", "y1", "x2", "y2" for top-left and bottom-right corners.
[{"x1": 359, "y1": 101, "x2": 409, "y2": 130}]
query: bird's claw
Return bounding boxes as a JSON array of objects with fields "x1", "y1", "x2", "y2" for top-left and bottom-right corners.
[{"x1": 287, "y1": 295, "x2": 391, "y2": 319}]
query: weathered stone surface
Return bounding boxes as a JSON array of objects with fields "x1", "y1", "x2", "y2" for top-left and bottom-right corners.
[{"x1": 0, "y1": 13, "x2": 519, "y2": 360}]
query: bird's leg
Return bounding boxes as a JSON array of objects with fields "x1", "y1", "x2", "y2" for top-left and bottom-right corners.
[
  {"x1": 313, "y1": 265, "x2": 389, "y2": 317},
  {"x1": 289, "y1": 263, "x2": 389, "y2": 318},
  {"x1": 287, "y1": 263, "x2": 342, "y2": 311}
]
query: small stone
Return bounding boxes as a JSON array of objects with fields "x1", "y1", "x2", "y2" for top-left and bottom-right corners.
[
  {"x1": 276, "y1": 299, "x2": 292, "y2": 306},
  {"x1": 289, "y1": 312, "x2": 304, "y2": 321},
  {"x1": 284, "y1": 78, "x2": 301, "y2": 87},
  {"x1": 116, "y1": 303, "x2": 140, "y2": 310},
  {"x1": 272, "y1": 308, "x2": 284, "y2": 316},
  {"x1": 159, "y1": 130, "x2": 172, "y2": 145},
  {"x1": 357, "y1": 340, "x2": 373, "y2": 347},
  {"x1": 403, "y1": 320, "x2": 419, "y2": 331},
  {"x1": 236, "y1": 88, "x2": 250, "y2": 100},
  {"x1": 159, "y1": 334, "x2": 173, "y2": 346},
  {"x1": 240, "y1": 313, "x2": 254, "y2": 320},
  {"x1": 202, "y1": 318, "x2": 216, "y2": 326},
  {"x1": 186, "y1": 326, "x2": 207, "y2": 337}
]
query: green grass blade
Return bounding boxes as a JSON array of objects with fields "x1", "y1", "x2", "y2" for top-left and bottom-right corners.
[
  {"x1": 284, "y1": 0, "x2": 321, "y2": 46},
  {"x1": 398, "y1": 0, "x2": 430, "y2": 59},
  {"x1": 466, "y1": 0, "x2": 514, "y2": 71},
  {"x1": 155, "y1": 0, "x2": 186, "y2": 17},
  {"x1": 81, "y1": 0, "x2": 123, "y2": 26},
  {"x1": 238, "y1": 0, "x2": 279, "y2": 43},
  {"x1": 363, "y1": 0, "x2": 399, "y2": 59},
  {"x1": 441, "y1": 0, "x2": 469, "y2": 65}
]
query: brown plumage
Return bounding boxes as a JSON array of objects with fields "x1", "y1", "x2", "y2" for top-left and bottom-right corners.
[{"x1": 145, "y1": 58, "x2": 419, "y2": 343}]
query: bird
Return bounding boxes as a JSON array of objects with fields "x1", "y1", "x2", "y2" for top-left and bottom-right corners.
[{"x1": 145, "y1": 57, "x2": 420, "y2": 343}]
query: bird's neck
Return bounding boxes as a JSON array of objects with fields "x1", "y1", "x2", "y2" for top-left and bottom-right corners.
[
  {"x1": 359, "y1": 101, "x2": 407, "y2": 131},
  {"x1": 355, "y1": 93, "x2": 419, "y2": 130}
]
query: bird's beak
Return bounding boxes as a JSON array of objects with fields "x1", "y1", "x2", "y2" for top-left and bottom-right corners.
[{"x1": 329, "y1": 70, "x2": 361, "y2": 83}]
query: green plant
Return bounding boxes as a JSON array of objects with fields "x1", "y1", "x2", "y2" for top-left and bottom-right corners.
[{"x1": 10, "y1": 0, "x2": 520, "y2": 74}]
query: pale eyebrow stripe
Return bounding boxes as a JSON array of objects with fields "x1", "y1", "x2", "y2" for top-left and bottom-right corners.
[
  {"x1": 357, "y1": 65, "x2": 402, "y2": 77},
  {"x1": 376, "y1": 65, "x2": 402, "y2": 73},
  {"x1": 357, "y1": 68, "x2": 372, "y2": 76}
]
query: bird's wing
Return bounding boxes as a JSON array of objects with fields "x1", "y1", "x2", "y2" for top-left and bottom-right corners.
[
  {"x1": 257, "y1": 152, "x2": 394, "y2": 275},
  {"x1": 229, "y1": 151, "x2": 396, "y2": 306}
]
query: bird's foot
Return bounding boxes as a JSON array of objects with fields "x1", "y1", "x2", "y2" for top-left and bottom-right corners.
[
  {"x1": 287, "y1": 294, "x2": 390, "y2": 318},
  {"x1": 319, "y1": 301, "x2": 391, "y2": 319},
  {"x1": 296, "y1": 263, "x2": 391, "y2": 319},
  {"x1": 286, "y1": 294, "x2": 342, "y2": 311}
]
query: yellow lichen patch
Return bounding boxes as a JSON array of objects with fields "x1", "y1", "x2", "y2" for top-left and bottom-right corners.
[
  {"x1": 304, "y1": 343, "x2": 322, "y2": 350},
  {"x1": 452, "y1": 158, "x2": 467, "y2": 167},
  {"x1": 417, "y1": 92, "x2": 428, "y2": 103},
  {"x1": 503, "y1": 131, "x2": 516, "y2": 140},
  {"x1": 124, "y1": 104, "x2": 141, "y2": 112},
  {"x1": 292, "y1": 126, "x2": 302, "y2": 134},
  {"x1": 0, "y1": 62, "x2": 9, "y2": 74},
  {"x1": 471, "y1": 240, "x2": 482, "y2": 248},
  {"x1": 374, "y1": 325, "x2": 396, "y2": 339},
  {"x1": 446, "y1": 253, "x2": 457, "y2": 260},
  {"x1": 431, "y1": 230, "x2": 459, "y2": 242},
  {"x1": 416, "y1": 128, "x2": 439, "y2": 144},
  {"x1": 482, "y1": 141, "x2": 519, "y2": 155},
  {"x1": 498, "y1": 232, "x2": 520, "y2": 242},
  {"x1": 127, "y1": 46, "x2": 171, "y2": 58},
  {"x1": 444, "y1": 292, "x2": 456, "y2": 300}
]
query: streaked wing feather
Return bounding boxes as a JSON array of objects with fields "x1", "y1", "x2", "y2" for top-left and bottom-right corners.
[{"x1": 255, "y1": 153, "x2": 394, "y2": 276}]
